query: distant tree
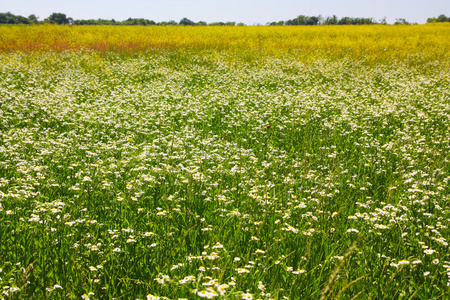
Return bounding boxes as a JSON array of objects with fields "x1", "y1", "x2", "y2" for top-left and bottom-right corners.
[
  {"x1": 308, "y1": 16, "x2": 319, "y2": 25},
  {"x1": 0, "y1": 12, "x2": 31, "y2": 24},
  {"x1": 0, "y1": 13, "x2": 6, "y2": 23},
  {"x1": 352, "y1": 17, "x2": 376, "y2": 25},
  {"x1": 394, "y1": 18, "x2": 410, "y2": 25},
  {"x1": 285, "y1": 16, "x2": 301, "y2": 25},
  {"x1": 16, "y1": 15, "x2": 30, "y2": 24},
  {"x1": 46, "y1": 13, "x2": 69, "y2": 25},
  {"x1": 427, "y1": 14, "x2": 449, "y2": 23},
  {"x1": 427, "y1": 14, "x2": 450, "y2": 23},
  {"x1": 167, "y1": 20, "x2": 177, "y2": 25},
  {"x1": 438, "y1": 14, "x2": 449, "y2": 22},
  {"x1": 293, "y1": 15, "x2": 306, "y2": 25},
  {"x1": 237, "y1": 22, "x2": 246, "y2": 26},
  {"x1": 338, "y1": 17, "x2": 351, "y2": 25},
  {"x1": 196, "y1": 21, "x2": 207, "y2": 26},
  {"x1": 380, "y1": 16, "x2": 387, "y2": 25},
  {"x1": 179, "y1": 17, "x2": 195, "y2": 26},
  {"x1": 7, "y1": 16, "x2": 16, "y2": 24},
  {"x1": 325, "y1": 15, "x2": 338, "y2": 25},
  {"x1": 97, "y1": 19, "x2": 115, "y2": 25},
  {"x1": 0, "y1": 12, "x2": 13, "y2": 23},
  {"x1": 121, "y1": 18, "x2": 155, "y2": 25},
  {"x1": 28, "y1": 14, "x2": 39, "y2": 24}
]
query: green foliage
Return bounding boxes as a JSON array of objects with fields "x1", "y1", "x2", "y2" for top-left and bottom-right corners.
[
  {"x1": 0, "y1": 40, "x2": 449, "y2": 299},
  {"x1": 427, "y1": 14, "x2": 450, "y2": 23},
  {"x1": 6, "y1": 11, "x2": 449, "y2": 26},
  {"x1": 179, "y1": 18, "x2": 195, "y2": 26},
  {"x1": 394, "y1": 18, "x2": 410, "y2": 25},
  {"x1": 45, "y1": 12, "x2": 71, "y2": 25},
  {"x1": 0, "y1": 12, "x2": 30, "y2": 24},
  {"x1": 275, "y1": 14, "x2": 378, "y2": 26},
  {"x1": 2, "y1": 11, "x2": 450, "y2": 26}
]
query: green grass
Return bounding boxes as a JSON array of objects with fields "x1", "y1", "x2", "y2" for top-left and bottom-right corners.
[{"x1": 0, "y1": 50, "x2": 449, "y2": 299}]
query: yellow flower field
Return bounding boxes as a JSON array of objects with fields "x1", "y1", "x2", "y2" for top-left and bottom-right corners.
[{"x1": 1, "y1": 23, "x2": 450, "y2": 62}]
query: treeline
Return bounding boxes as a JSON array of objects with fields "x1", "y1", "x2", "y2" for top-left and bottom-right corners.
[
  {"x1": 0, "y1": 12, "x2": 39, "y2": 24},
  {"x1": 1, "y1": 11, "x2": 449, "y2": 26},
  {"x1": 74, "y1": 17, "x2": 242, "y2": 27},
  {"x1": 269, "y1": 15, "x2": 381, "y2": 26},
  {"x1": 427, "y1": 14, "x2": 450, "y2": 23},
  {"x1": 0, "y1": 12, "x2": 242, "y2": 26}
]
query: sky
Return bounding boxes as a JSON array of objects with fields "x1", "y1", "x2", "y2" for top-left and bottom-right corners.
[{"x1": 2, "y1": 0, "x2": 449, "y2": 25}]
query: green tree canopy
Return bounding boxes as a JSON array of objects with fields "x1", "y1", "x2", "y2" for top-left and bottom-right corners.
[
  {"x1": 179, "y1": 17, "x2": 195, "y2": 26},
  {"x1": 45, "y1": 13, "x2": 69, "y2": 25}
]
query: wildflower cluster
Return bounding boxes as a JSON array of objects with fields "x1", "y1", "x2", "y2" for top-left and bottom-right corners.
[{"x1": 0, "y1": 47, "x2": 449, "y2": 299}]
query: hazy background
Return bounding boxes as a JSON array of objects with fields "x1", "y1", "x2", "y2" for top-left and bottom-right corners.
[{"x1": 2, "y1": 0, "x2": 449, "y2": 24}]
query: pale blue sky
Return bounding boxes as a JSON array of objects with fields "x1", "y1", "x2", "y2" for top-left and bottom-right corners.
[{"x1": 2, "y1": 0, "x2": 449, "y2": 24}]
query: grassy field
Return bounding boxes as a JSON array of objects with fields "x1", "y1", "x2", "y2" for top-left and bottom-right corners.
[{"x1": 0, "y1": 25, "x2": 450, "y2": 299}]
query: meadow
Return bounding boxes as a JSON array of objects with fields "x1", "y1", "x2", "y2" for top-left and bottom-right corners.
[{"x1": 0, "y1": 24, "x2": 450, "y2": 299}]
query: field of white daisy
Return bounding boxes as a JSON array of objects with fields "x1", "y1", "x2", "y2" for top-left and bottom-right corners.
[{"x1": 0, "y1": 24, "x2": 450, "y2": 299}]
